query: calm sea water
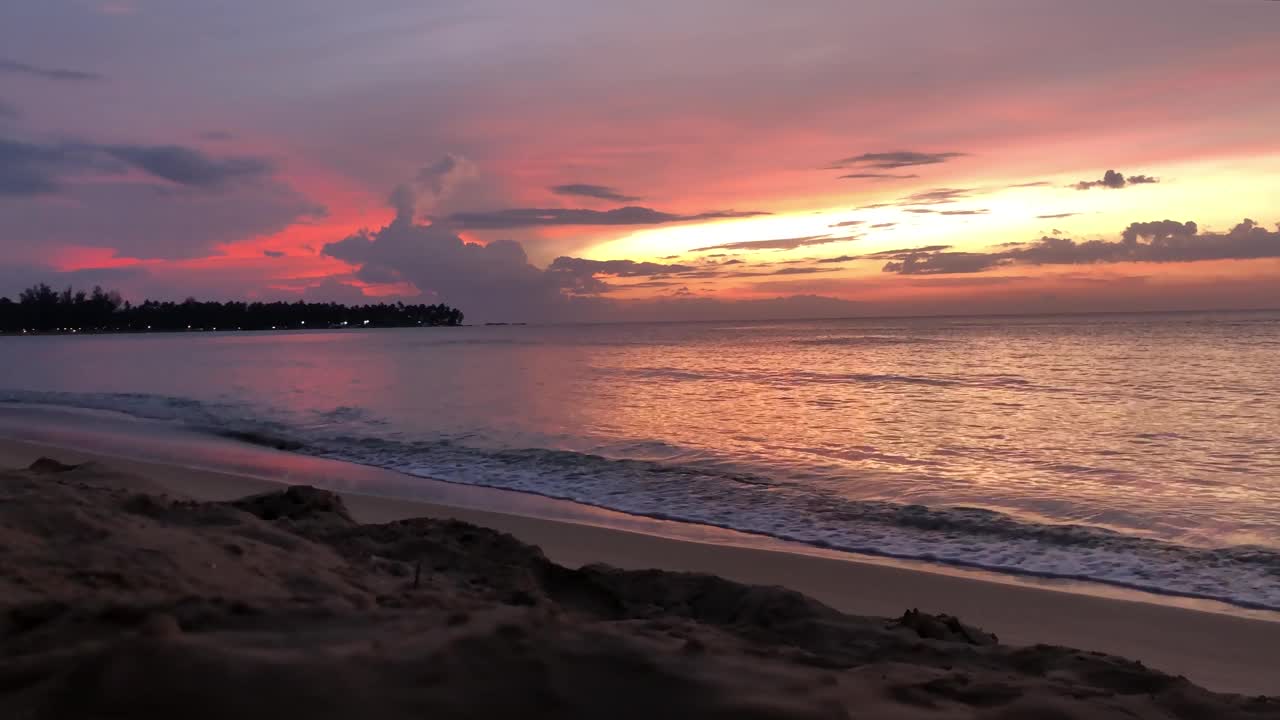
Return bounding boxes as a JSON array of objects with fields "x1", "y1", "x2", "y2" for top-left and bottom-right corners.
[{"x1": 2, "y1": 311, "x2": 1278, "y2": 609}]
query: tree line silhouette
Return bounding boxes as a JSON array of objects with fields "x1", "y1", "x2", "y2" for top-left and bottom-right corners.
[{"x1": 0, "y1": 284, "x2": 464, "y2": 334}]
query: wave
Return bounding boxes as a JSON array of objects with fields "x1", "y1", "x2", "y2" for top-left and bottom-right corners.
[{"x1": 3, "y1": 389, "x2": 1278, "y2": 611}]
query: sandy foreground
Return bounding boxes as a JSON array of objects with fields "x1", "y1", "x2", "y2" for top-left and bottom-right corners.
[{"x1": 1, "y1": 440, "x2": 1278, "y2": 717}]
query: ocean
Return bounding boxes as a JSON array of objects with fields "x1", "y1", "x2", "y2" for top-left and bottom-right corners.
[{"x1": 2, "y1": 310, "x2": 1278, "y2": 610}]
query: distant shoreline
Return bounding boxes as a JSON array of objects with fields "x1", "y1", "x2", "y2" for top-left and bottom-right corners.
[{"x1": 0, "y1": 323, "x2": 466, "y2": 337}]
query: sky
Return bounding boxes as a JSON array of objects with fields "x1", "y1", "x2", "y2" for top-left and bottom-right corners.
[{"x1": 2, "y1": 0, "x2": 1278, "y2": 322}]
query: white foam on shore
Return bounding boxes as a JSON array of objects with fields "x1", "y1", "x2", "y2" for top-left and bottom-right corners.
[{"x1": 3, "y1": 388, "x2": 1279, "y2": 612}]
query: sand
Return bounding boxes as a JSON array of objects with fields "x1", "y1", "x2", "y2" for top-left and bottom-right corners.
[{"x1": 1, "y1": 439, "x2": 1277, "y2": 717}]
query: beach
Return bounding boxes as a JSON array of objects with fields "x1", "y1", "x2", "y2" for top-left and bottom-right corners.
[{"x1": 2, "y1": 435, "x2": 1276, "y2": 703}]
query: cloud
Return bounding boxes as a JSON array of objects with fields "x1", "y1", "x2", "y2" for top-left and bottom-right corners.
[
  {"x1": 829, "y1": 220, "x2": 865, "y2": 228},
  {"x1": 870, "y1": 222, "x2": 897, "y2": 229},
  {"x1": 322, "y1": 186, "x2": 718, "y2": 316},
  {"x1": 301, "y1": 278, "x2": 370, "y2": 304},
  {"x1": 99, "y1": 145, "x2": 271, "y2": 188},
  {"x1": 939, "y1": 209, "x2": 989, "y2": 216},
  {"x1": 882, "y1": 251, "x2": 1007, "y2": 275},
  {"x1": 831, "y1": 151, "x2": 966, "y2": 169},
  {"x1": 838, "y1": 172, "x2": 919, "y2": 180},
  {"x1": 691, "y1": 233, "x2": 855, "y2": 252},
  {"x1": 0, "y1": 171, "x2": 324, "y2": 259},
  {"x1": 771, "y1": 267, "x2": 831, "y2": 275},
  {"x1": 262, "y1": 250, "x2": 285, "y2": 258},
  {"x1": 200, "y1": 130, "x2": 234, "y2": 141},
  {"x1": 875, "y1": 218, "x2": 1280, "y2": 274},
  {"x1": 1073, "y1": 169, "x2": 1160, "y2": 190},
  {"x1": 1009, "y1": 181, "x2": 1052, "y2": 188},
  {"x1": 0, "y1": 100, "x2": 18, "y2": 119},
  {"x1": 816, "y1": 255, "x2": 856, "y2": 263},
  {"x1": 322, "y1": 218, "x2": 559, "y2": 318},
  {"x1": 390, "y1": 154, "x2": 479, "y2": 220},
  {"x1": 545, "y1": 257, "x2": 697, "y2": 293},
  {"x1": 1037, "y1": 212, "x2": 1079, "y2": 219},
  {"x1": 415, "y1": 154, "x2": 476, "y2": 197},
  {"x1": 860, "y1": 244, "x2": 954, "y2": 258},
  {"x1": 900, "y1": 187, "x2": 972, "y2": 205},
  {"x1": 904, "y1": 209, "x2": 935, "y2": 214},
  {"x1": 0, "y1": 136, "x2": 274, "y2": 195},
  {"x1": 445, "y1": 206, "x2": 768, "y2": 229},
  {"x1": 318, "y1": 175, "x2": 860, "y2": 321},
  {"x1": 550, "y1": 183, "x2": 640, "y2": 202},
  {"x1": 0, "y1": 58, "x2": 103, "y2": 82}
]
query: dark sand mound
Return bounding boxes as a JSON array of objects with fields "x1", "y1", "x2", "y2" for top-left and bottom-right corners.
[{"x1": 1, "y1": 463, "x2": 1276, "y2": 719}]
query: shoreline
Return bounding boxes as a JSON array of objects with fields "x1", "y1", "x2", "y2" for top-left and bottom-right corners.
[
  {"x1": 4, "y1": 401, "x2": 1276, "y2": 620},
  {"x1": 2, "y1": 434, "x2": 1278, "y2": 695},
  {"x1": 3, "y1": 403, "x2": 1275, "y2": 621}
]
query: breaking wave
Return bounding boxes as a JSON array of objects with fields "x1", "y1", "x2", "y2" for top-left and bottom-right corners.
[{"x1": 2, "y1": 388, "x2": 1277, "y2": 611}]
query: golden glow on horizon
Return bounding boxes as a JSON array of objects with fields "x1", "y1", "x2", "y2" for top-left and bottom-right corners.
[{"x1": 579, "y1": 153, "x2": 1280, "y2": 276}]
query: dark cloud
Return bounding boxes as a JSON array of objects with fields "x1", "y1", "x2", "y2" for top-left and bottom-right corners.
[
  {"x1": 444, "y1": 206, "x2": 767, "y2": 229},
  {"x1": 726, "y1": 267, "x2": 840, "y2": 278},
  {"x1": 838, "y1": 172, "x2": 920, "y2": 180},
  {"x1": 546, "y1": 257, "x2": 696, "y2": 294},
  {"x1": 0, "y1": 173, "x2": 324, "y2": 259},
  {"x1": 832, "y1": 151, "x2": 966, "y2": 169},
  {"x1": 302, "y1": 278, "x2": 370, "y2": 305},
  {"x1": 390, "y1": 154, "x2": 479, "y2": 220},
  {"x1": 860, "y1": 244, "x2": 954, "y2": 258},
  {"x1": 855, "y1": 203, "x2": 894, "y2": 210},
  {"x1": 319, "y1": 181, "x2": 863, "y2": 321},
  {"x1": 262, "y1": 250, "x2": 285, "y2": 258},
  {"x1": 550, "y1": 183, "x2": 640, "y2": 202},
  {"x1": 0, "y1": 136, "x2": 273, "y2": 195},
  {"x1": 882, "y1": 251, "x2": 1007, "y2": 275},
  {"x1": 817, "y1": 255, "x2": 856, "y2": 263},
  {"x1": 829, "y1": 220, "x2": 866, "y2": 228},
  {"x1": 904, "y1": 209, "x2": 935, "y2": 214},
  {"x1": 321, "y1": 195, "x2": 728, "y2": 317},
  {"x1": 871, "y1": 222, "x2": 897, "y2": 228},
  {"x1": 99, "y1": 145, "x2": 271, "y2": 189},
  {"x1": 414, "y1": 154, "x2": 475, "y2": 197},
  {"x1": 771, "y1": 267, "x2": 833, "y2": 275},
  {"x1": 322, "y1": 216, "x2": 560, "y2": 316},
  {"x1": 876, "y1": 218, "x2": 1280, "y2": 275},
  {"x1": 1073, "y1": 169, "x2": 1160, "y2": 190},
  {"x1": 1037, "y1": 212, "x2": 1079, "y2": 219},
  {"x1": 939, "y1": 209, "x2": 989, "y2": 216},
  {"x1": 691, "y1": 233, "x2": 855, "y2": 252},
  {"x1": 0, "y1": 58, "x2": 103, "y2": 82},
  {"x1": 901, "y1": 187, "x2": 972, "y2": 205}
]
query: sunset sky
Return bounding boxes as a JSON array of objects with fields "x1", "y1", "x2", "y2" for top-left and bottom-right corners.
[{"x1": 2, "y1": 0, "x2": 1278, "y2": 321}]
